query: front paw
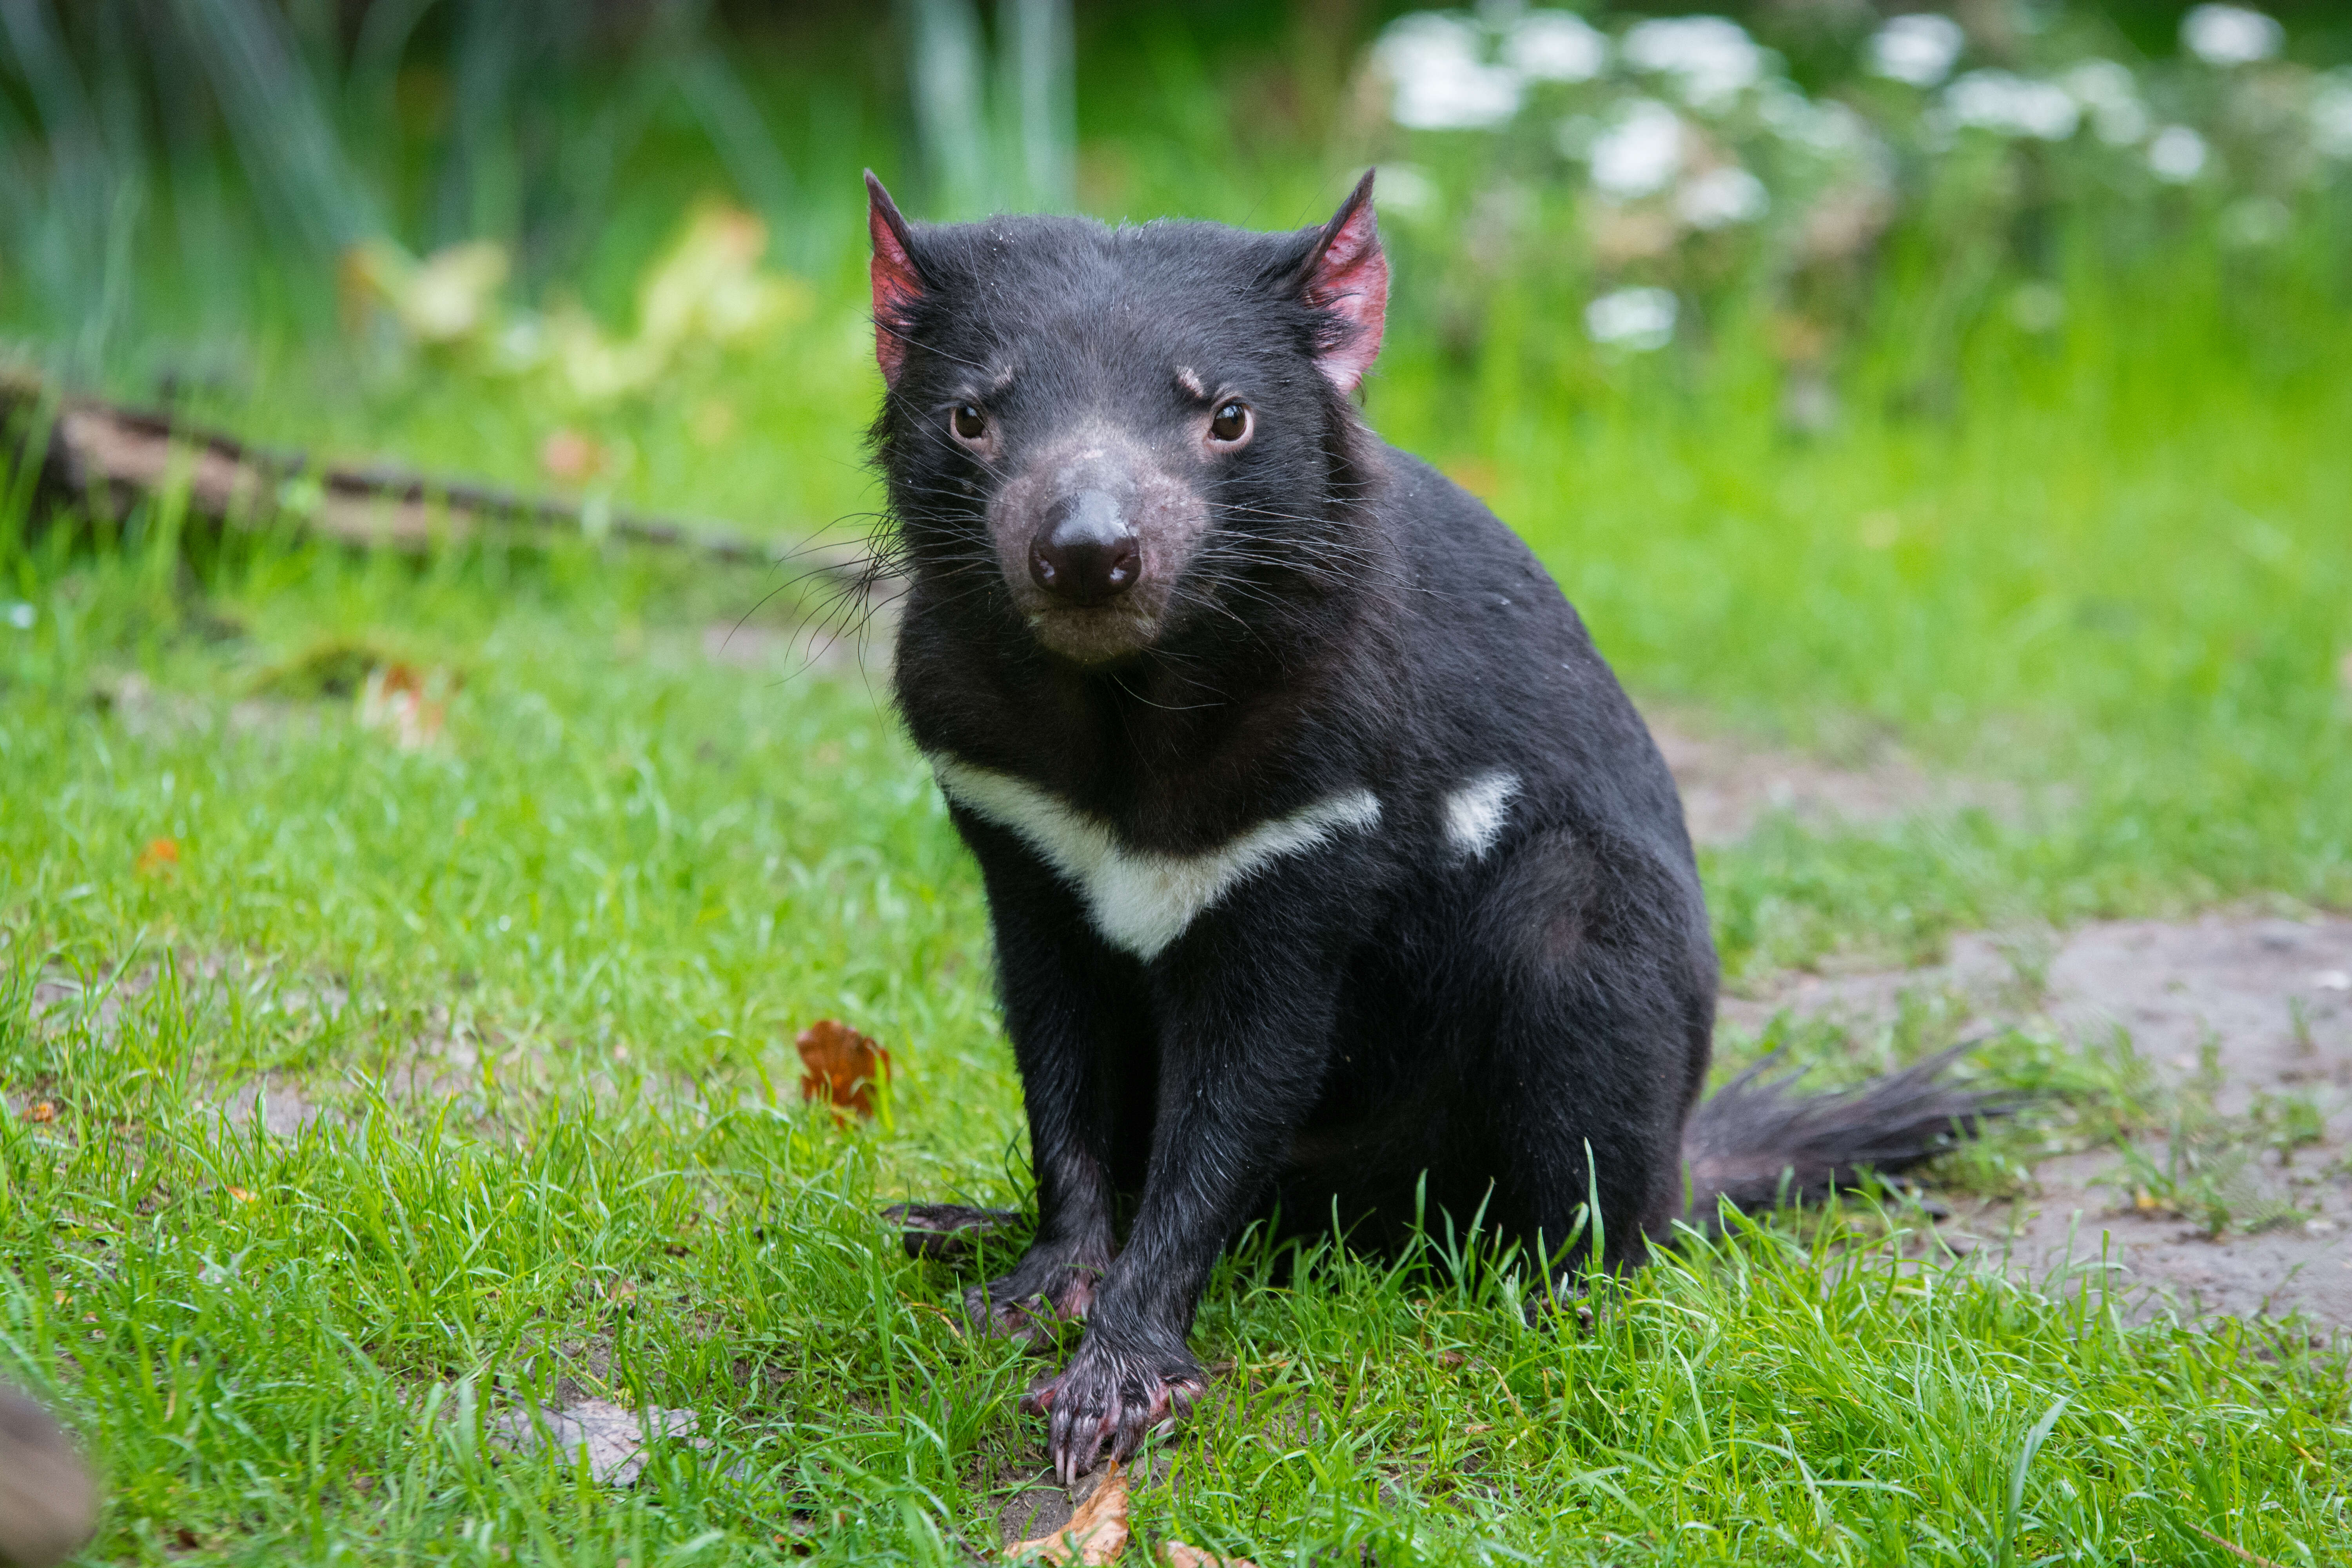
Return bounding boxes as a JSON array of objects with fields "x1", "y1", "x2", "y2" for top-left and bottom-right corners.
[
  {"x1": 1020, "y1": 1339, "x2": 1206, "y2": 1485},
  {"x1": 964, "y1": 1258, "x2": 1103, "y2": 1341}
]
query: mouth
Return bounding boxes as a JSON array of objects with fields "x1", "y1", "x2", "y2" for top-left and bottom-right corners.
[{"x1": 1023, "y1": 601, "x2": 1161, "y2": 665}]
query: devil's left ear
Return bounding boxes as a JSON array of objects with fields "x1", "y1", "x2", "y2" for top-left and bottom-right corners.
[
  {"x1": 1292, "y1": 169, "x2": 1388, "y2": 396},
  {"x1": 866, "y1": 170, "x2": 924, "y2": 386}
]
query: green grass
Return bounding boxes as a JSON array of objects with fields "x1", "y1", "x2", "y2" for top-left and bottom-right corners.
[
  {"x1": 3, "y1": 494, "x2": 2349, "y2": 1563},
  {"x1": 180, "y1": 213, "x2": 2352, "y2": 978},
  {"x1": 7, "y1": 59, "x2": 2352, "y2": 1560}
]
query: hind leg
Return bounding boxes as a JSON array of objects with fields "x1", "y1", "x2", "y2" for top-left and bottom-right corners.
[{"x1": 1448, "y1": 828, "x2": 1716, "y2": 1274}]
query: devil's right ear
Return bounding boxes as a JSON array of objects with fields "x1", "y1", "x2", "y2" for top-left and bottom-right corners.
[
  {"x1": 866, "y1": 171, "x2": 924, "y2": 386},
  {"x1": 1289, "y1": 170, "x2": 1388, "y2": 396}
]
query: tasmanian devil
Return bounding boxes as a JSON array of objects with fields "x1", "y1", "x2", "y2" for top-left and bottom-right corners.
[{"x1": 864, "y1": 169, "x2": 2000, "y2": 1482}]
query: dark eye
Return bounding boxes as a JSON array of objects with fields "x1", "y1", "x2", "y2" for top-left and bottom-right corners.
[
  {"x1": 951, "y1": 403, "x2": 987, "y2": 441},
  {"x1": 1209, "y1": 401, "x2": 1250, "y2": 444}
]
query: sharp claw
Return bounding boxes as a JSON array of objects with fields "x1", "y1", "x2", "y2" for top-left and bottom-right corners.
[{"x1": 1027, "y1": 1352, "x2": 1207, "y2": 1483}]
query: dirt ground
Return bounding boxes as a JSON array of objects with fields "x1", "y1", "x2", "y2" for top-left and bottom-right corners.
[
  {"x1": 1643, "y1": 711, "x2": 2022, "y2": 848},
  {"x1": 1724, "y1": 914, "x2": 2352, "y2": 1332},
  {"x1": 1636, "y1": 706, "x2": 2352, "y2": 1331}
]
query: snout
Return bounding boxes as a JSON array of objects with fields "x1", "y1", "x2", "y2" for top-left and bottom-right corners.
[
  {"x1": 1029, "y1": 490, "x2": 1140, "y2": 607},
  {"x1": 988, "y1": 436, "x2": 1209, "y2": 664}
]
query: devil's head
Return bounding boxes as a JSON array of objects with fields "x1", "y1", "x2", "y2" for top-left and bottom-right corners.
[{"x1": 865, "y1": 172, "x2": 1389, "y2": 668}]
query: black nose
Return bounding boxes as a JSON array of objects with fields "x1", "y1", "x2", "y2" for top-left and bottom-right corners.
[{"x1": 1029, "y1": 489, "x2": 1140, "y2": 607}]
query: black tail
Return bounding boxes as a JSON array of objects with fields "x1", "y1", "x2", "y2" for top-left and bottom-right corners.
[{"x1": 1681, "y1": 1044, "x2": 2024, "y2": 1222}]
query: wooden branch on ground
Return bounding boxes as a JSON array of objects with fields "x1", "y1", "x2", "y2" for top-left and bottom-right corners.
[{"x1": 0, "y1": 372, "x2": 872, "y2": 586}]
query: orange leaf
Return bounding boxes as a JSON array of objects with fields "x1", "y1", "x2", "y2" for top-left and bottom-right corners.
[
  {"x1": 1006, "y1": 1463, "x2": 1129, "y2": 1565},
  {"x1": 134, "y1": 837, "x2": 180, "y2": 876},
  {"x1": 795, "y1": 1020, "x2": 890, "y2": 1122},
  {"x1": 357, "y1": 663, "x2": 455, "y2": 751},
  {"x1": 26, "y1": 1100, "x2": 58, "y2": 1123},
  {"x1": 1159, "y1": 1544, "x2": 1259, "y2": 1568}
]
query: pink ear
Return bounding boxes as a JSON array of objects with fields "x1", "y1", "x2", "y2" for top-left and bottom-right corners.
[
  {"x1": 1298, "y1": 170, "x2": 1388, "y2": 395},
  {"x1": 866, "y1": 171, "x2": 923, "y2": 386}
]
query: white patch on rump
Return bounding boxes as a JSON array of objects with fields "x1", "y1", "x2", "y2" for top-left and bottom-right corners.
[
  {"x1": 1443, "y1": 770, "x2": 1521, "y2": 860},
  {"x1": 930, "y1": 758, "x2": 1382, "y2": 960}
]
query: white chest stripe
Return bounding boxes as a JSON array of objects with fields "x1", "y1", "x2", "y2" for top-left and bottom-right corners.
[
  {"x1": 931, "y1": 758, "x2": 1381, "y2": 961},
  {"x1": 1443, "y1": 770, "x2": 1521, "y2": 861}
]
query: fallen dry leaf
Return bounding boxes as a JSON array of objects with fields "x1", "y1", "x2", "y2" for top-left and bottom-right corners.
[
  {"x1": 25, "y1": 1101, "x2": 57, "y2": 1124},
  {"x1": 1006, "y1": 1463, "x2": 1128, "y2": 1565},
  {"x1": 357, "y1": 663, "x2": 456, "y2": 751},
  {"x1": 1158, "y1": 1544, "x2": 1259, "y2": 1568},
  {"x1": 796, "y1": 1020, "x2": 890, "y2": 1122},
  {"x1": 227, "y1": 1187, "x2": 254, "y2": 1203},
  {"x1": 134, "y1": 837, "x2": 180, "y2": 876}
]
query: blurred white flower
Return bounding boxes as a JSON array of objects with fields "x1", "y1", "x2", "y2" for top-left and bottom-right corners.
[
  {"x1": 1677, "y1": 166, "x2": 1769, "y2": 229},
  {"x1": 1588, "y1": 99, "x2": 1686, "y2": 198},
  {"x1": 2181, "y1": 5, "x2": 2283, "y2": 67},
  {"x1": 1376, "y1": 14, "x2": 1479, "y2": 74},
  {"x1": 3, "y1": 602, "x2": 33, "y2": 631},
  {"x1": 1866, "y1": 14, "x2": 1965, "y2": 89},
  {"x1": 1375, "y1": 163, "x2": 1441, "y2": 218},
  {"x1": 1760, "y1": 86, "x2": 1872, "y2": 154},
  {"x1": 1622, "y1": 16, "x2": 1764, "y2": 111},
  {"x1": 1945, "y1": 71, "x2": 2080, "y2": 140},
  {"x1": 1506, "y1": 10, "x2": 1607, "y2": 82},
  {"x1": 1585, "y1": 286, "x2": 1679, "y2": 350},
  {"x1": 492, "y1": 314, "x2": 548, "y2": 372},
  {"x1": 2148, "y1": 124, "x2": 2210, "y2": 181},
  {"x1": 2312, "y1": 73, "x2": 2352, "y2": 159},
  {"x1": 2062, "y1": 60, "x2": 2151, "y2": 146},
  {"x1": 1377, "y1": 13, "x2": 1524, "y2": 130}
]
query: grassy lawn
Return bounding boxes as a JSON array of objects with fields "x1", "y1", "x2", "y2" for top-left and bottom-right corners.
[
  {"x1": 7, "y1": 23, "x2": 2352, "y2": 1557},
  {"x1": 5, "y1": 323, "x2": 2351, "y2": 1561}
]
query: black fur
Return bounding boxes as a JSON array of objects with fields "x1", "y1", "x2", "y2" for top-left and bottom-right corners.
[{"x1": 865, "y1": 174, "x2": 2002, "y2": 1481}]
